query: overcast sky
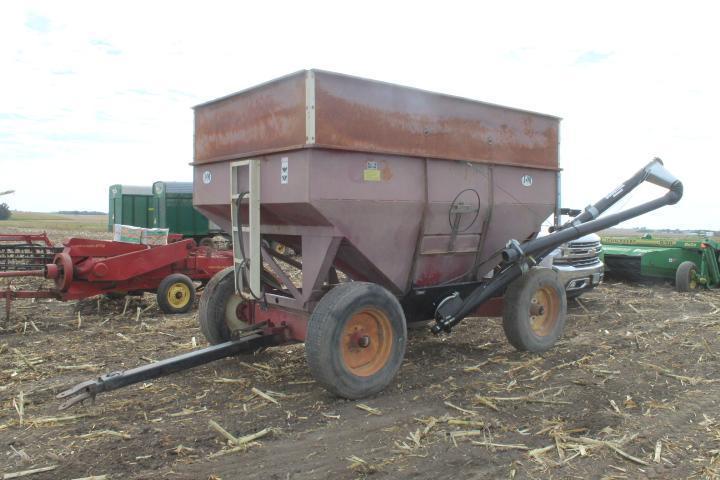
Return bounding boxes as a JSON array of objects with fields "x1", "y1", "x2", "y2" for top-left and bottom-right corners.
[{"x1": 1, "y1": 1, "x2": 718, "y2": 229}]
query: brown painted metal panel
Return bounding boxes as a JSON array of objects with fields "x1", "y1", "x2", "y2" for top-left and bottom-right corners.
[
  {"x1": 193, "y1": 150, "x2": 555, "y2": 293},
  {"x1": 193, "y1": 70, "x2": 560, "y2": 170},
  {"x1": 313, "y1": 70, "x2": 559, "y2": 170},
  {"x1": 193, "y1": 72, "x2": 307, "y2": 165}
]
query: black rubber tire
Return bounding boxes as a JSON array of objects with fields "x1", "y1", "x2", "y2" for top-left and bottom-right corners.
[
  {"x1": 156, "y1": 273, "x2": 196, "y2": 314},
  {"x1": 197, "y1": 267, "x2": 260, "y2": 355},
  {"x1": 198, "y1": 267, "x2": 237, "y2": 344},
  {"x1": 675, "y1": 261, "x2": 698, "y2": 292},
  {"x1": 503, "y1": 268, "x2": 567, "y2": 352},
  {"x1": 198, "y1": 267, "x2": 283, "y2": 346},
  {"x1": 305, "y1": 282, "x2": 407, "y2": 399}
]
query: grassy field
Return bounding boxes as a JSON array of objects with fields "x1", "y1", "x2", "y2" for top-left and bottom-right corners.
[{"x1": 0, "y1": 211, "x2": 107, "y2": 232}]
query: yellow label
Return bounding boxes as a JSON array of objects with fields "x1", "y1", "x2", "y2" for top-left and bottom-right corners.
[{"x1": 363, "y1": 169, "x2": 381, "y2": 182}]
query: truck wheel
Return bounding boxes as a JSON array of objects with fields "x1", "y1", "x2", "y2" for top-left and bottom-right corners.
[
  {"x1": 675, "y1": 261, "x2": 698, "y2": 292},
  {"x1": 503, "y1": 268, "x2": 567, "y2": 352},
  {"x1": 157, "y1": 274, "x2": 196, "y2": 314},
  {"x1": 305, "y1": 282, "x2": 407, "y2": 399}
]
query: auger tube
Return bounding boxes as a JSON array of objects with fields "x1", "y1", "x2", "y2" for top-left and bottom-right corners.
[{"x1": 431, "y1": 158, "x2": 683, "y2": 334}]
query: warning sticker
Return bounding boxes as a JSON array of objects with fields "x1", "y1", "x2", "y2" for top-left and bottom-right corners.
[
  {"x1": 363, "y1": 169, "x2": 381, "y2": 182},
  {"x1": 281, "y1": 157, "x2": 289, "y2": 184}
]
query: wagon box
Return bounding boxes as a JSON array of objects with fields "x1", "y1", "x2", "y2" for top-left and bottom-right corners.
[
  {"x1": 108, "y1": 184, "x2": 153, "y2": 231},
  {"x1": 152, "y1": 181, "x2": 212, "y2": 240}
]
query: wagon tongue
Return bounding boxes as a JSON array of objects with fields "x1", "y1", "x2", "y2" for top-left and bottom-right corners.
[{"x1": 56, "y1": 332, "x2": 271, "y2": 410}]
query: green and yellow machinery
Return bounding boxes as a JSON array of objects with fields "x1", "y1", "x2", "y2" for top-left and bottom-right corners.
[{"x1": 601, "y1": 235, "x2": 720, "y2": 291}]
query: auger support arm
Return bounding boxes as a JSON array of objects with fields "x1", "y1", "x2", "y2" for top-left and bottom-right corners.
[{"x1": 432, "y1": 158, "x2": 683, "y2": 335}]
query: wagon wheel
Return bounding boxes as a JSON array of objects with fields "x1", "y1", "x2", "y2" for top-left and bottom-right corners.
[
  {"x1": 502, "y1": 268, "x2": 567, "y2": 352},
  {"x1": 675, "y1": 261, "x2": 699, "y2": 292},
  {"x1": 157, "y1": 273, "x2": 196, "y2": 314},
  {"x1": 52, "y1": 252, "x2": 74, "y2": 292},
  {"x1": 305, "y1": 282, "x2": 407, "y2": 399},
  {"x1": 270, "y1": 241, "x2": 287, "y2": 255}
]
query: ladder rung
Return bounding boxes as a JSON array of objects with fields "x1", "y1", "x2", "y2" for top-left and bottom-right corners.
[{"x1": 231, "y1": 226, "x2": 251, "y2": 232}]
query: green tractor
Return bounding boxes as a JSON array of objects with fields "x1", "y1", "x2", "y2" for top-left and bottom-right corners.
[{"x1": 601, "y1": 234, "x2": 720, "y2": 292}]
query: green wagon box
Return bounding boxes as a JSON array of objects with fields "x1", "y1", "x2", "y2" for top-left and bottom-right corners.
[
  {"x1": 152, "y1": 181, "x2": 214, "y2": 240},
  {"x1": 108, "y1": 185, "x2": 153, "y2": 231}
]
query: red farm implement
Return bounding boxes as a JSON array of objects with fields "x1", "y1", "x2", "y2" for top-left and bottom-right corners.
[
  {"x1": 0, "y1": 235, "x2": 234, "y2": 320},
  {"x1": 0, "y1": 232, "x2": 61, "y2": 272}
]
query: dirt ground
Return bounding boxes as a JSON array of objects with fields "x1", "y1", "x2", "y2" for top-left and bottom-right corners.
[{"x1": 3, "y1": 229, "x2": 720, "y2": 479}]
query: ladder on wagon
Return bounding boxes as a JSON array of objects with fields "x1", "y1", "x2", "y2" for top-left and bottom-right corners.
[{"x1": 230, "y1": 159, "x2": 262, "y2": 298}]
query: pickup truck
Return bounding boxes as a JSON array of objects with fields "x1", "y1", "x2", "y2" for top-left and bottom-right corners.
[{"x1": 540, "y1": 232, "x2": 604, "y2": 298}]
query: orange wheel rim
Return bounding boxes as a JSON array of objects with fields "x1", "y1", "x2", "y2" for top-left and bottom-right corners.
[
  {"x1": 341, "y1": 307, "x2": 393, "y2": 377},
  {"x1": 529, "y1": 286, "x2": 560, "y2": 337}
]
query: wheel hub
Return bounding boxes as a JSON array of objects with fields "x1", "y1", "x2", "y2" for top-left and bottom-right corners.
[
  {"x1": 167, "y1": 283, "x2": 191, "y2": 309},
  {"x1": 529, "y1": 286, "x2": 560, "y2": 337},
  {"x1": 341, "y1": 308, "x2": 393, "y2": 377}
]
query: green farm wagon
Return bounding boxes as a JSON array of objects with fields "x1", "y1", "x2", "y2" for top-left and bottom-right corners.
[
  {"x1": 151, "y1": 181, "x2": 216, "y2": 242},
  {"x1": 601, "y1": 235, "x2": 720, "y2": 291},
  {"x1": 108, "y1": 184, "x2": 153, "y2": 230},
  {"x1": 108, "y1": 182, "x2": 221, "y2": 242}
]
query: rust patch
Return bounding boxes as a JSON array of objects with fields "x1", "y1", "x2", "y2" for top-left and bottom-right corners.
[
  {"x1": 194, "y1": 74, "x2": 307, "y2": 164},
  {"x1": 314, "y1": 71, "x2": 559, "y2": 170},
  {"x1": 193, "y1": 70, "x2": 560, "y2": 169},
  {"x1": 381, "y1": 163, "x2": 393, "y2": 181}
]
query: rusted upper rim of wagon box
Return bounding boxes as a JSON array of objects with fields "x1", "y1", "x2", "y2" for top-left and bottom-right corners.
[{"x1": 192, "y1": 69, "x2": 562, "y2": 121}]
